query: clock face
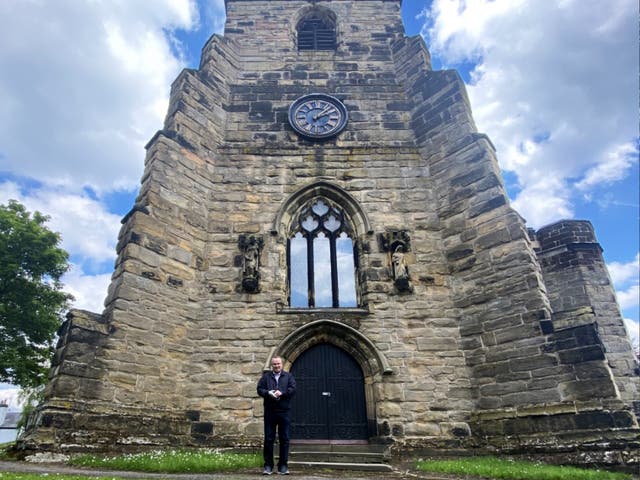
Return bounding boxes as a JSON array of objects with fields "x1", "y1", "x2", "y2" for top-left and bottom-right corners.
[{"x1": 288, "y1": 94, "x2": 348, "y2": 139}]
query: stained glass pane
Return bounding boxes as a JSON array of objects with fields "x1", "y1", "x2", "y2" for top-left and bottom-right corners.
[
  {"x1": 313, "y1": 233, "x2": 332, "y2": 307},
  {"x1": 290, "y1": 233, "x2": 308, "y2": 307},
  {"x1": 336, "y1": 233, "x2": 357, "y2": 307}
]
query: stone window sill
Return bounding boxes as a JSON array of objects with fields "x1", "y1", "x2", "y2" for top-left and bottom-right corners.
[{"x1": 276, "y1": 305, "x2": 369, "y2": 315}]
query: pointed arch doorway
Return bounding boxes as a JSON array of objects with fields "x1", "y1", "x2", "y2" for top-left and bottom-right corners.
[{"x1": 290, "y1": 343, "x2": 368, "y2": 442}]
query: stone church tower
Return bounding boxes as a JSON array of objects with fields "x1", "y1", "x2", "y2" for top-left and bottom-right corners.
[{"x1": 23, "y1": 0, "x2": 638, "y2": 467}]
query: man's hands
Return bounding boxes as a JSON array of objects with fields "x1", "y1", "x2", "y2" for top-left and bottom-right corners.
[{"x1": 268, "y1": 390, "x2": 282, "y2": 399}]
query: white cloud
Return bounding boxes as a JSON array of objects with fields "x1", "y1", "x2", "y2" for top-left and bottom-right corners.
[
  {"x1": 623, "y1": 319, "x2": 639, "y2": 352},
  {"x1": 0, "y1": 1, "x2": 213, "y2": 310},
  {"x1": 608, "y1": 253, "x2": 640, "y2": 286},
  {"x1": 422, "y1": 0, "x2": 638, "y2": 228},
  {"x1": 0, "y1": 182, "x2": 121, "y2": 268},
  {"x1": 607, "y1": 254, "x2": 639, "y2": 322},
  {"x1": 0, "y1": 181, "x2": 119, "y2": 314},
  {"x1": 576, "y1": 143, "x2": 638, "y2": 191},
  {"x1": 202, "y1": 0, "x2": 227, "y2": 34},
  {"x1": 617, "y1": 285, "x2": 640, "y2": 312},
  {"x1": 0, "y1": 0, "x2": 198, "y2": 194},
  {"x1": 63, "y1": 265, "x2": 112, "y2": 314},
  {"x1": 510, "y1": 178, "x2": 573, "y2": 228},
  {"x1": 425, "y1": 0, "x2": 524, "y2": 64}
]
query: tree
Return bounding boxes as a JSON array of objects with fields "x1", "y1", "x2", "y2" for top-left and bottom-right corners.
[{"x1": 0, "y1": 200, "x2": 72, "y2": 389}]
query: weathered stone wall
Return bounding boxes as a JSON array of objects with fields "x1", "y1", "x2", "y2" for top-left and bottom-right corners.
[
  {"x1": 21, "y1": 0, "x2": 638, "y2": 466},
  {"x1": 534, "y1": 221, "x2": 639, "y2": 402},
  {"x1": 43, "y1": 310, "x2": 111, "y2": 405},
  {"x1": 393, "y1": 34, "x2": 567, "y2": 411}
]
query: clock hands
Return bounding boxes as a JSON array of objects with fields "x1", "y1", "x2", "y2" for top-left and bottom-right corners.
[{"x1": 313, "y1": 104, "x2": 336, "y2": 120}]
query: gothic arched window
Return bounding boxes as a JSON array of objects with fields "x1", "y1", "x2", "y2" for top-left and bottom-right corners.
[
  {"x1": 297, "y1": 13, "x2": 336, "y2": 51},
  {"x1": 288, "y1": 198, "x2": 357, "y2": 308}
]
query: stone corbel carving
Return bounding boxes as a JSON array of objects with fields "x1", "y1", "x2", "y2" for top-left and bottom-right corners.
[
  {"x1": 239, "y1": 235, "x2": 264, "y2": 293},
  {"x1": 381, "y1": 230, "x2": 412, "y2": 292}
]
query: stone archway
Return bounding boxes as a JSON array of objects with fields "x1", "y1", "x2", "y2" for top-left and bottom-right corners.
[{"x1": 267, "y1": 320, "x2": 392, "y2": 439}]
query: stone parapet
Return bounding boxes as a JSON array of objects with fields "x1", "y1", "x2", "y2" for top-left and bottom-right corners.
[
  {"x1": 536, "y1": 220, "x2": 598, "y2": 252},
  {"x1": 534, "y1": 220, "x2": 638, "y2": 404}
]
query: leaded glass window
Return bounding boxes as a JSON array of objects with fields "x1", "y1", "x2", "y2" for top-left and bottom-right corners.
[{"x1": 288, "y1": 199, "x2": 357, "y2": 308}]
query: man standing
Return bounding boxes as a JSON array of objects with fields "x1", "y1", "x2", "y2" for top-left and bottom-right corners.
[{"x1": 257, "y1": 356, "x2": 297, "y2": 475}]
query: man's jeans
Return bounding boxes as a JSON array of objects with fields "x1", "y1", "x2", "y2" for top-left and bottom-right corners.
[{"x1": 263, "y1": 409, "x2": 291, "y2": 468}]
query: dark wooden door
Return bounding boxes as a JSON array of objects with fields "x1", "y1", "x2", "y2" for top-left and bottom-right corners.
[{"x1": 290, "y1": 343, "x2": 368, "y2": 440}]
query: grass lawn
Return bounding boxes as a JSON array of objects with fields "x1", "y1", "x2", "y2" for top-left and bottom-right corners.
[
  {"x1": 1, "y1": 447, "x2": 635, "y2": 480},
  {"x1": 0, "y1": 475, "x2": 131, "y2": 480},
  {"x1": 69, "y1": 448, "x2": 262, "y2": 473},
  {"x1": 416, "y1": 456, "x2": 633, "y2": 480}
]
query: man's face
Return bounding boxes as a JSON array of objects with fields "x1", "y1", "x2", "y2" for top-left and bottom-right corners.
[{"x1": 271, "y1": 357, "x2": 283, "y2": 373}]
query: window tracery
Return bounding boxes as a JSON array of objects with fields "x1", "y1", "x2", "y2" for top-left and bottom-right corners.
[{"x1": 288, "y1": 198, "x2": 357, "y2": 308}]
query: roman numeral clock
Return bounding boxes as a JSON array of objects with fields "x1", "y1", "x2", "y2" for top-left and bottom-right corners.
[{"x1": 288, "y1": 93, "x2": 348, "y2": 139}]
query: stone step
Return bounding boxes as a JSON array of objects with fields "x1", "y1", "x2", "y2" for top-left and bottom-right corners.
[
  {"x1": 288, "y1": 460, "x2": 394, "y2": 472},
  {"x1": 285, "y1": 443, "x2": 392, "y2": 472},
  {"x1": 289, "y1": 442, "x2": 389, "y2": 454},
  {"x1": 290, "y1": 450, "x2": 386, "y2": 463}
]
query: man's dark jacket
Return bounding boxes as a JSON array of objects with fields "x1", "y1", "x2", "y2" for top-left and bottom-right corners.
[{"x1": 257, "y1": 370, "x2": 297, "y2": 413}]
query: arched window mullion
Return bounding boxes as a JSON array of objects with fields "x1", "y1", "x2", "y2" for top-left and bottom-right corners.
[{"x1": 305, "y1": 232, "x2": 315, "y2": 308}]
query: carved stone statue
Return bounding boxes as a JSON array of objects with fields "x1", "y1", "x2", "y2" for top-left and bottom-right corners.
[
  {"x1": 244, "y1": 243, "x2": 259, "y2": 278},
  {"x1": 392, "y1": 244, "x2": 408, "y2": 280},
  {"x1": 239, "y1": 235, "x2": 264, "y2": 293},
  {"x1": 381, "y1": 231, "x2": 412, "y2": 292},
  {"x1": 392, "y1": 244, "x2": 411, "y2": 291}
]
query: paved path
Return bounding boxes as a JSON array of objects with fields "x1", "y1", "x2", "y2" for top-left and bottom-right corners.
[{"x1": 0, "y1": 460, "x2": 461, "y2": 479}]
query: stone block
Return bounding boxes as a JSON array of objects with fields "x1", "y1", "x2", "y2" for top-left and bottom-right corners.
[
  {"x1": 559, "y1": 378, "x2": 617, "y2": 400},
  {"x1": 405, "y1": 421, "x2": 441, "y2": 436},
  {"x1": 474, "y1": 361, "x2": 510, "y2": 379},
  {"x1": 558, "y1": 345, "x2": 605, "y2": 364},
  {"x1": 480, "y1": 381, "x2": 528, "y2": 397},
  {"x1": 475, "y1": 228, "x2": 511, "y2": 250},
  {"x1": 574, "y1": 362, "x2": 612, "y2": 380},
  {"x1": 468, "y1": 195, "x2": 507, "y2": 218},
  {"x1": 509, "y1": 354, "x2": 558, "y2": 372},
  {"x1": 501, "y1": 388, "x2": 562, "y2": 407}
]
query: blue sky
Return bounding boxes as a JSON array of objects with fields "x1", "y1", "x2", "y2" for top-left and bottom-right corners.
[{"x1": 0, "y1": 0, "x2": 637, "y2": 403}]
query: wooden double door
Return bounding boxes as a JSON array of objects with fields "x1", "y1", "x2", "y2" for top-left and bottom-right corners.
[{"x1": 290, "y1": 343, "x2": 368, "y2": 441}]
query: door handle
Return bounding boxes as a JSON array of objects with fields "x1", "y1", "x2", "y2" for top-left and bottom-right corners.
[{"x1": 322, "y1": 391, "x2": 331, "y2": 397}]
